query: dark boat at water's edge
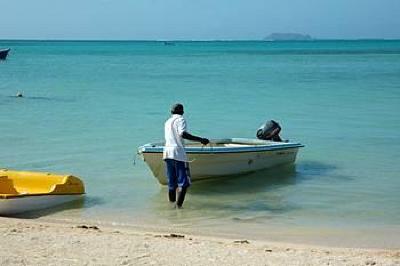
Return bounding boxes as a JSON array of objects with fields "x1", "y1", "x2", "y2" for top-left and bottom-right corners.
[
  {"x1": 163, "y1": 41, "x2": 175, "y2": 46},
  {"x1": 0, "y1": 48, "x2": 11, "y2": 60}
]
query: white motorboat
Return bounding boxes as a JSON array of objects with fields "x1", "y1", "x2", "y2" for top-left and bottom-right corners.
[{"x1": 138, "y1": 138, "x2": 304, "y2": 185}]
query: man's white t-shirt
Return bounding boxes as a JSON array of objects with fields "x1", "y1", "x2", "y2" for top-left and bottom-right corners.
[{"x1": 163, "y1": 114, "x2": 188, "y2": 162}]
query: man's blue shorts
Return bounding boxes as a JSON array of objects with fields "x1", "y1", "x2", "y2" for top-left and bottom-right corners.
[{"x1": 164, "y1": 159, "x2": 191, "y2": 191}]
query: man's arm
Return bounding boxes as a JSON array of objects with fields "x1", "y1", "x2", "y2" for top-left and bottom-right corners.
[{"x1": 182, "y1": 131, "x2": 209, "y2": 145}]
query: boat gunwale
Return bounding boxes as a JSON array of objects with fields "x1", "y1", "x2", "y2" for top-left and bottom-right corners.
[
  {"x1": 138, "y1": 138, "x2": 304, "y2": 154},
  {"x1": 0, "y1": 192, "x2": 85, "y2": 199}
]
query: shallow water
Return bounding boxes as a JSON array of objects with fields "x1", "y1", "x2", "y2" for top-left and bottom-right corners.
[{"x1": 1, "y1": 40, "x2": 399, "y2": 247}]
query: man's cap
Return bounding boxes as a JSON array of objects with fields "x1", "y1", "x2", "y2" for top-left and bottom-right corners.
[{"x1": 171, "y1": 103, "x2": 184, "y2": 114}]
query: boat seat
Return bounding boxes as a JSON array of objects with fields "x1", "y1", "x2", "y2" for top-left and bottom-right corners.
[
  {"x1": 0, "y1": 176, "x2": 19, "y2": 195},
  {"x1": 223, "y1": 144, "x2": 252, "y2": 147},
  {"x1": 0, "y1": 170, "x2": 85, "y2": 198}
]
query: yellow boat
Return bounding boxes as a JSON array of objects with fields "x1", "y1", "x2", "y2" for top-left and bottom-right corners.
[{"x1": 0, "y1": 169, "x2": 85, "y2": 215}]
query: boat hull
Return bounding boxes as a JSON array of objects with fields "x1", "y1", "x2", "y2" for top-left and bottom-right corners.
[
  {"x1": 0, "y1": 169, "x2": 85, "y2": 215},
  {"x1": 140, "y1": 139, "x2": 302, "y2": 185},
  {"x1": 0, "y1": 194, "x2": 84, "y2": 215},
  {"x1": 0, "y1": 49, "x2": 10, "y2": 60}
]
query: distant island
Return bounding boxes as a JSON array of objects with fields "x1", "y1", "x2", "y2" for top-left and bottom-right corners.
[{"x1": 264, "y1": 33, "x2": 313, "y2": 41}]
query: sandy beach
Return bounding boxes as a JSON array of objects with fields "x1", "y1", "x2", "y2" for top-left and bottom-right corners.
[{"x1": 0, "y1": 217, "x2": 398, "y2": 266}]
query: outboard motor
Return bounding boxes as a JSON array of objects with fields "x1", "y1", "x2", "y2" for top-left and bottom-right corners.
[{"x1": 256, "y1": 120, "x2": 283, "y2": 142}]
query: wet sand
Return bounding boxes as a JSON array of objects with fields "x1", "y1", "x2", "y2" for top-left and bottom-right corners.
[{"x1": 0, "y1": 217, "x2": 398, "y2": 266}]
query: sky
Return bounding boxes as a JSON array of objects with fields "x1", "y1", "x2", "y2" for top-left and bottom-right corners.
[{"x1": 1, "y1": 0, "x2": 400, "y2": 40}]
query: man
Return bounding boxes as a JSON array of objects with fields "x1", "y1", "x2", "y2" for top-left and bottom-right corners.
[{"x1": 163, "y1": 103, "x2": 209, "y2": 208}]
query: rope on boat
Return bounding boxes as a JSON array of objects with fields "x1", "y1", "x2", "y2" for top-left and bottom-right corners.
[
  {"x1": 188, "y1": 142, "x2": 213, "y2": 163},
  {"x1": 133, "y1": 151, "x2": 139, "y2": 166}
]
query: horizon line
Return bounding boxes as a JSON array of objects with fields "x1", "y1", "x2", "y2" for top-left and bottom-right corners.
[{"x1": 1, "y1": 38, "x2": 400, "y2": 42}]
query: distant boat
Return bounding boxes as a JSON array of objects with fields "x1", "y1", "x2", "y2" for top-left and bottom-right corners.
[
  {"x1": 264, "y1": 33, "x2": 313, "y2": 41},
  {"x1": 138, "y1": 138, "x2": 303, "y2": 185},
  {"x1": 163, "y1": 41, "x2": 175, "y2": 46},
  {"x1": 0, "y1": 48, "x2": 10, "y2": 60}
]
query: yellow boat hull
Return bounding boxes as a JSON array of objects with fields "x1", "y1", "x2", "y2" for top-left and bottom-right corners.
[{"x1": 0, "y1": 169, "x2": 85, "y2": 215}]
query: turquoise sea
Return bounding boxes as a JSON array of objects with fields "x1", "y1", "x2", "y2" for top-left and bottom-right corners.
[{"x1": 1, "y1": 40, "x2": 399, "y2": 247}]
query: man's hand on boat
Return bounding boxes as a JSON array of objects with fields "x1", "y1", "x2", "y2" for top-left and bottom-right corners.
[
  {"x1": 182, "y1": 131, "x2": 210, "y2": 145},
  {"x1": 200, "y1": 138, "x2": 210, "y2": 145}
]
